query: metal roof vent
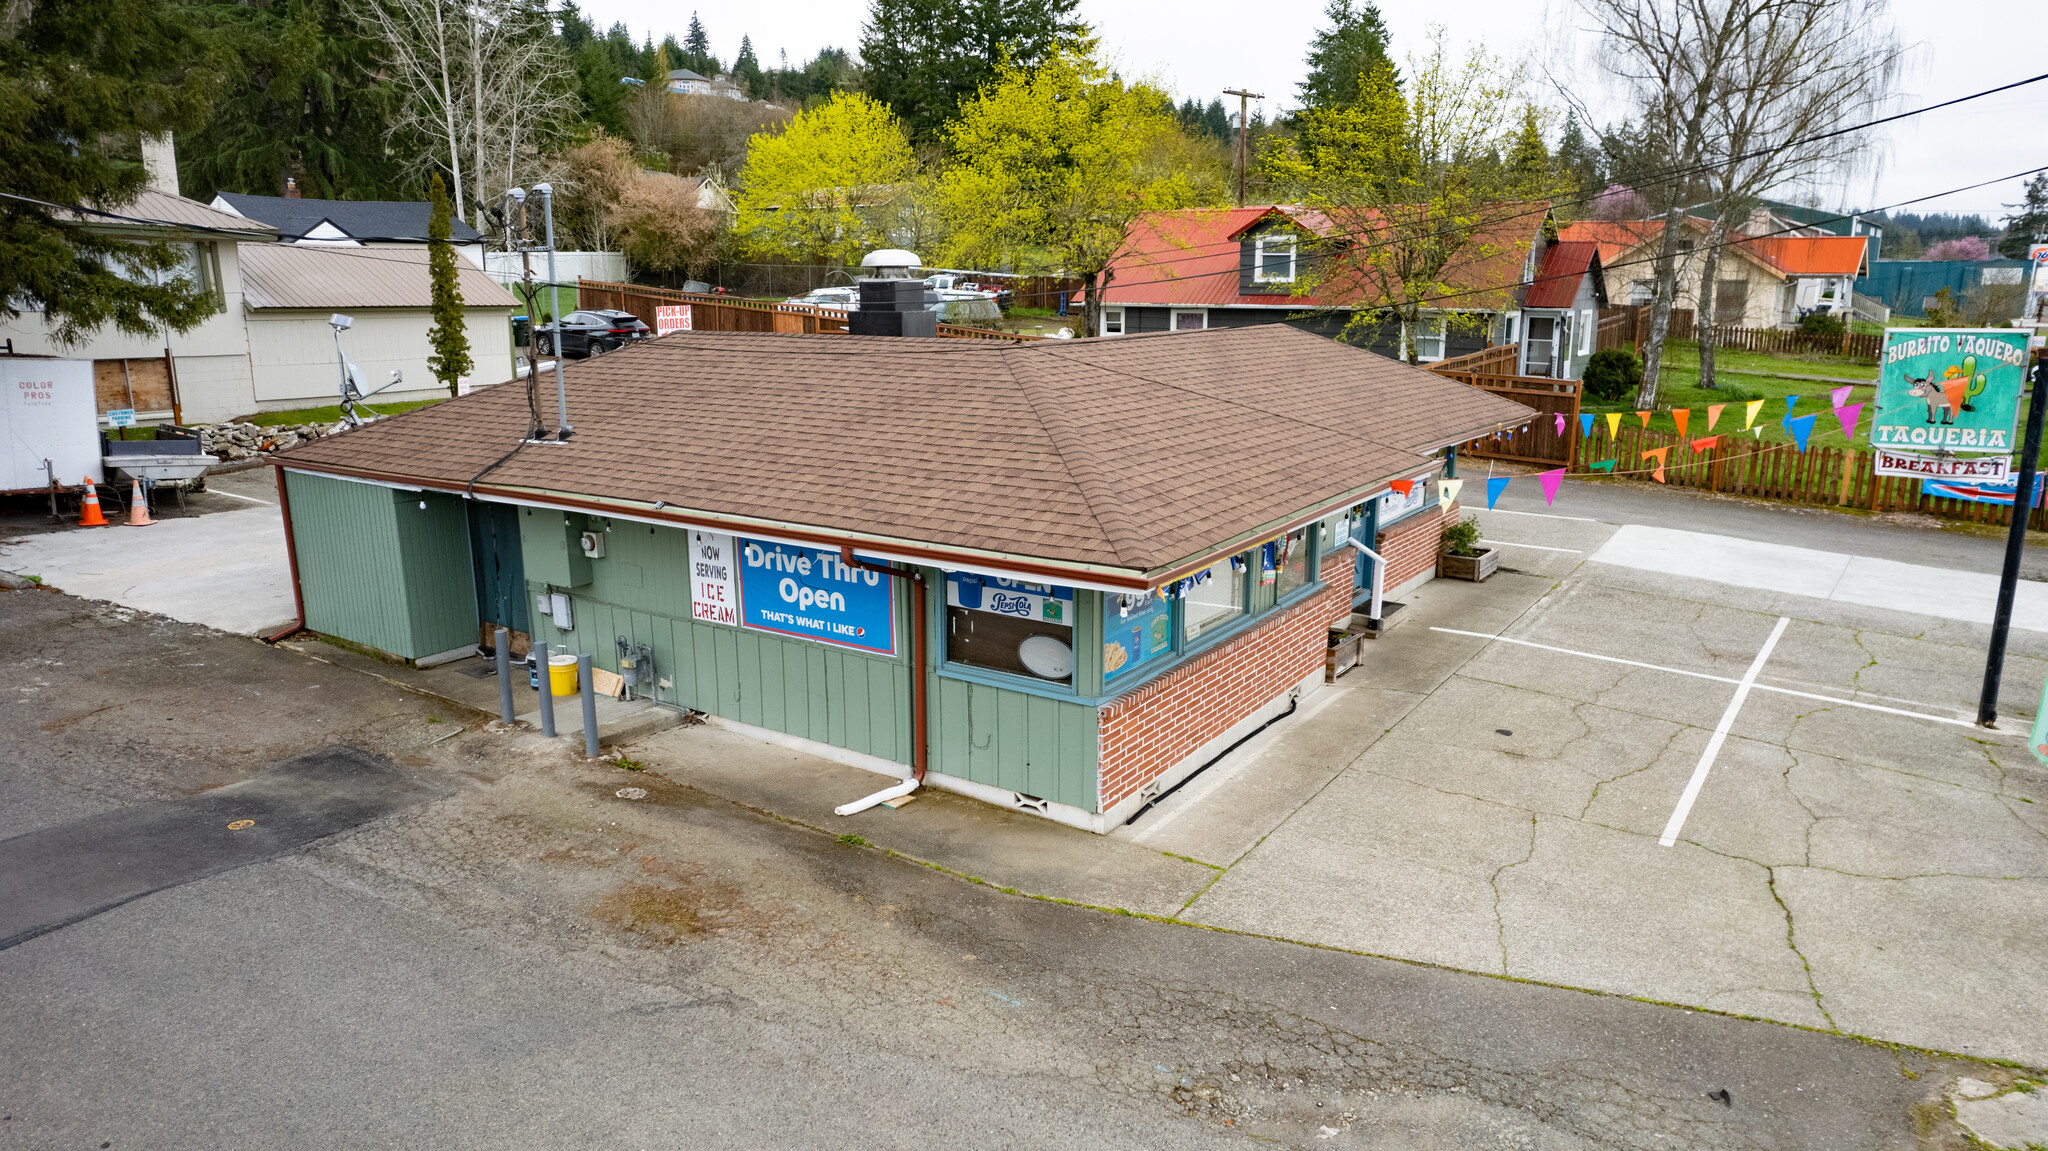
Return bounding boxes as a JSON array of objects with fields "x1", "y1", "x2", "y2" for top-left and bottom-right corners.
[{"x1": 860, "y1": 249, "x2": 922, "y2": 279}]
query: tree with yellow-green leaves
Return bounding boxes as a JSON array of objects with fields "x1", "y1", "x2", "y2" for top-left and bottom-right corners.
[
  {"x1": 939, "y1": 49, "x2": 1206, "y2": 340},
  {"x1": 1256, "y1": 30, "x2": 1556, "y2": 364},
  {"x1": 734, "y1": 92, "x2": 917, "y2": 266}
]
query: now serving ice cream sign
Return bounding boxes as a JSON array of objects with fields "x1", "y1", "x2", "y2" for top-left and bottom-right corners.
[
  {"x1": 1871, "y1": 329, "x2": 2029, "y2": 460},
  {"x1": 736, "y1": 539, "x2": 898, "y2": 656}
]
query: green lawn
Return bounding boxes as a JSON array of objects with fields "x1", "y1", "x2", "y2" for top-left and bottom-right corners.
[
  {"x1": 235, "y1": 398, "x2": 446, "y2": 427},
  {"x1": 1580, "y1": 340, "x2": 1878, "y2": 453}
]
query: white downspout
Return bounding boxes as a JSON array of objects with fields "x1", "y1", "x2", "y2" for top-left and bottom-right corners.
[
  {"x1": 834, "y1": 778, "x2": 917, "y2": 816},
  {"x1": 1348, "y1": 531, "x2": 1387, "y2": 627}
]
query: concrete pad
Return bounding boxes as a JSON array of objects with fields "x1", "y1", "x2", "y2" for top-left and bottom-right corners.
[
  {"x1": 1776, "y1": 869, "x2": 2048, "y2": 1065},
  {"x1": 625, "y1": 721, "x2": 1217, "y2": 917},
  {"x1": 1591, "y1": 523, "x2": 2048, "y2": 632},
  {"x1": 1584, "y1": 733, "x2": 1813, "y2": 867},
  {"x1": 515, "y1": 694, "x2": 681, "y2": 748},
  {"x1": 1788, "y1": 756, "x2": 2048, "y2": 878},
  {"x1": 1185, "y1": 772, "x2": 1532, "y2": 974},
  {"x1": 1954, "y1": 1088, "x2": 2048, "y2": 1150},
  {"x1": 0, "y1": 504, "x2": 293, "y2": 635},
  {"x1": 1495, "y1": 817, "x2": 1829, "y2": 1028}
]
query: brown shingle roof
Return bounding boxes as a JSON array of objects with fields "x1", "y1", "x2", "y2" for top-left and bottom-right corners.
[{"x1": 280, "y1": 325, "x2": 1534, "y2": 581}]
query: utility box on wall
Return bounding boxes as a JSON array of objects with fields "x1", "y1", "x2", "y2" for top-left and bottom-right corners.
[{"x1": 518, "y1": 506, "x2": 593, "y2": 588}]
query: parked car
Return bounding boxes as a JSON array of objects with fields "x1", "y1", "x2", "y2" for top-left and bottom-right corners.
[{"x1": 533, "y1": 310, "x2": 652, "y2": 358}]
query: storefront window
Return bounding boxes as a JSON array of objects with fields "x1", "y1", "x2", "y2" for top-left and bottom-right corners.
[
  {"x1": 1275, "y1": 528, "x2": 1310, "y2": 598},
  {"x1": 1184, "y1": 556, "x2": 1246, "y2": 641},
  {"x1": 1103, "y1": 590, "x2": 1173, "y2": 681},
  {"x1": 945, "y1": 574, "x2": 1074, "y2": 684}
]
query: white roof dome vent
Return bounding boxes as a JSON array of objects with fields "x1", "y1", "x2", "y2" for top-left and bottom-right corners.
[{"x1": 860, "y1": 249, "x2": 923, "y2": 279}]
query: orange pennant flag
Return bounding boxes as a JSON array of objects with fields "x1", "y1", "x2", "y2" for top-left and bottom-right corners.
[
  {"x1": 1690, "y1": 435, "x2": 1721, "y2": 452},
  {"x1": 1672, "y1": 408, "x2": 1690, "y2": 438},
  {"x1": 1706, "y1": 403, "x2": 1726, "y2": 431},
  {"x1": 1390, "y1": 479, "x2": 1415, "y2": 496},
  {"x1": 1635, "y1": 410, "x2": 1652, "y2": 428},
  {"x1": 1943, "y1": 378, "x2": 1969, "y2": 421},
  {"x1": 1641, "y1": 446, "x2": 1670, "y2": 483},
  {"x1": 1605, "y1": 412, "x2": 1622, "y2": 439}
]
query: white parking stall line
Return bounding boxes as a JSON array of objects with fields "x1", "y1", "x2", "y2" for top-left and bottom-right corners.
[
  {"x1": 1479, "y1": 539, "x2": 1583, "y2": 554},
  {"x1": 208, "y1": 491, "x2": 272, "y2": 504},
  {"x1": 1428, "y1": 627, "x2": 1978, "y2": 728},
  {"x1": 1657, "y1": 617, "x2": 1788, "y2": 847}
]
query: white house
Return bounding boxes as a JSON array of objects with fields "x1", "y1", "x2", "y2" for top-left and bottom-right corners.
[
  {"x1": 211, "y1": 188, "x2": 489, "y2": 270},
  {"x1": 665, "y1": 69, "x2": 746, "y2": 100}
]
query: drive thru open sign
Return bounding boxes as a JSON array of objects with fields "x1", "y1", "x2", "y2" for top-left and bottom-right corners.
[{"x1": 1870, "y1": 329, "x2": 2030, "y2": 478}]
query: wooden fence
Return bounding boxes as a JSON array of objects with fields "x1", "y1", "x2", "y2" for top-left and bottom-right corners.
[
  {"x1": 1560, "y1": 420, "x2": 2047, "y2": 529},
  {"x1": 1431, "y1": 343, "x2": 1520, "y2": 375},
  {"x1": 1439, "y1": 373, "x2": 1581, "y2": 466},
  {"x1": 1707, "y1": 324, "x2": 1880, "y2": 360},
  {"x1": 575, "y1": 280, "x2": 1040, "y2": 342}
]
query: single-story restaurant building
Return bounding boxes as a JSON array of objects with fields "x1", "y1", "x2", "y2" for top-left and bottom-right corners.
[{"x1": 273, "y1": 325, "x2": 1532, "y2": 831}]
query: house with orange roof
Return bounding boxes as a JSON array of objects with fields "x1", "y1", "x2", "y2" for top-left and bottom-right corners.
[
  {"x1": 1091, "y1": 204, "x2": 1546, "y2": 366},
  {"x1": 1559, "y1": 215, "x2": 1872, "y2": 329}
]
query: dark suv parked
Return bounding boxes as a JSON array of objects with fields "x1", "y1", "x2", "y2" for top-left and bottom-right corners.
[{"x1": 534, "y1": 310, "x2": 652, "y2": 358}]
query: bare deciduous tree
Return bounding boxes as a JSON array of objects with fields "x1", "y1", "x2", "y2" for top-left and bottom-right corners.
[
  {"x1": 350, "y1": 0, "x2": 578, "y2": 223},
  {"x1": 1574, "y1": 0, "x2": 1897, "y2": 406}
]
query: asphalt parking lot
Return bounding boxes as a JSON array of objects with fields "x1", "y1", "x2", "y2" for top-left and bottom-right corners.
[{"x1": 1127, "y1": 503, "x2": 2048, "y2": 1067}]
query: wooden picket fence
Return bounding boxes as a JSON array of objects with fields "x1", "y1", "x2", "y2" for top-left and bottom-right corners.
[
  {"x1": 575, "y1": 280, "x2": 1039, "y2": 342},
  {"x1": 1431, "y1": 343, "x2": 1520, "y2": 375},
  {"x1": 1442, "y1": 373, "x2": 1581, "y2": 466},
  {"x1": 1708, "y1": 324, "x2": 1881, "y2": 360},
  {"x1": 1568, "y1": 420, "x2": 2047, "y2": 529}
]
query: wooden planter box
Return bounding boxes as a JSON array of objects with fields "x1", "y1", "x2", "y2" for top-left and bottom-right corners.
[
  {"x1": 1326, "y1": 627, "x2": 1367, "y2": 682},
  {"x1": 1438, "y1": 547, "x2": 1500, "y2": 582}
]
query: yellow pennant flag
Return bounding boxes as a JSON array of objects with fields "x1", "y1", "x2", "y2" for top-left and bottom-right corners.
[
  {"x1": 1743, "y1": 399, "x2": 1765, "y2": 429},
  {"x1": 1640, "y1": 446, "x2": 1670, "y2": 484},
  {"x1": 1605, "y1": 412, "x2": 1622, "y2": 439},
  {"x1": 1706, "y1": 403, "x2": 1726, "y2": 431},
  {"x1": 1439, "y1": 478, "x2": 1464, "y2": 512},
  {"x1": 1672, "y1": 408, "x2": 1690, "y2": 438}
]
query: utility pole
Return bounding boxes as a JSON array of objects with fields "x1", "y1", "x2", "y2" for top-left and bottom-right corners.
[
  {"x1": 1222, "y1": 89, "x2": 1263, "y2": 208},
  {"x1": 1979, "y1": 351, "x2": 2048, "y2": 726}
]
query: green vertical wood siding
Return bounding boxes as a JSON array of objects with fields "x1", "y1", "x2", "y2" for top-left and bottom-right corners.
[{"x1": 286, "y1": 472, "x2": 478, "y2": 659}]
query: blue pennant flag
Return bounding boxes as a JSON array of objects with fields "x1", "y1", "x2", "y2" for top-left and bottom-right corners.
[
  {"x1": 1578, "y1": 413, "x2": 1595, "y2": 438},
  {"x1": 1485, "y1": 476, "x2": 1512, "y2": 509},
  {"x1": 1785, "y1": 413, "x2": 1817, "y2": 452},
  {"x1": 1783, "y1": 395, "x2": 1801, "y2": 423}
]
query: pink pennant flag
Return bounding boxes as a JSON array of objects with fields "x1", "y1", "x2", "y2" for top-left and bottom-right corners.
[
  {"x1": 1834, "y1": 401, "x2": 1864, "y2": 440},
  {"x1": 1831, "y1": 385, "x2": 1853, "y2": 409},
  {"x1": 1537, "y1": 467, "x2": 1567, "y2": 505},
  {"x1": 1554, "y1": 412, "x2": 1566, "y2": 435}
]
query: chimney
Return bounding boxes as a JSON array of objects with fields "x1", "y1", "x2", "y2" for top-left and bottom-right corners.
[
  {"x1": 849, "y1": 249, "x2": 937, "y2": 338},
  {"x1": 141, "y1": 133, "x2": 178, "y2": 196},
  {"x1": 1745, "y1": 206, "x2": 1776, "y2": 237},
  {"x1": 284, "y1": 176, "x2": 301, "y2": 199}
]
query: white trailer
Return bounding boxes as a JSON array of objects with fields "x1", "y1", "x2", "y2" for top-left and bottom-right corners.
[{"x1": 2, "y1": 358, "x2": 101, "y2": 492}]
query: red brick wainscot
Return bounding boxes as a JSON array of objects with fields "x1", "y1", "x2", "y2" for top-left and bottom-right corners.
[
  {"x1": 1097, "y1": 555, "x2": 1357, "y2": 812},
  {"x1": 1376, "y1": 501, "x2": 1460, "y2": 593}
]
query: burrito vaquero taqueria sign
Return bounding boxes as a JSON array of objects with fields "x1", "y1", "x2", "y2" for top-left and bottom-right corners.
[{"x1": 1870, "y1": 329, "x2": 2031, "y2": 478}]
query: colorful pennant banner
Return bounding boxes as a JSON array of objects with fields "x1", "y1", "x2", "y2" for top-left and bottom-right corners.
[
  {"x1": 1672, "y1": 408, "x2": 1690, "y2": 438},
  {"x1": 1833, "y1": 402, "x2": 1863, "y2": 440},
  {"x1": 1538, "y1": 467, "x2": 1567, "y2": 505},
  {"x1": 1690, "y1": 435, "x2": 1721, "y2": 452},
  {"x1": 1707, "y1": 403, "x2": 1726, "y2": 431},
  {"x1": 1589, "y1": 459, "x2": 1617, "y2": 472},
  {"x1": 1605, "y1": 413, "x2": 1622, "y2": 438},
  {"x1": 1579, "y1": 413, "x2": 1596, "y2": 437},
  {"x1": 1641, "y1": 446, "x2": 1670, "y2": 483},
  {"x1": 1786, "y1": 413, "x2": 1817, "y2": 452},
  {"x1": 1486, "y1": 476, "x2": 1511, "y2": 509},
  {"x1": 1744, "y1": 399, "x2": 1765, "y2": 429},
  {"x1": 1635, "y1": 410, "x2": 1652, "y2": 428},
  {"x1": 1831, "y1": 385, "x2": 1853, "y2": 408},
  {"x1": 1439, "y1": 478, "x2": 1464, "y2": 512}
]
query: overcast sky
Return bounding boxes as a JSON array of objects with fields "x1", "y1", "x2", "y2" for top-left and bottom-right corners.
[{"x1": 577, "y1": 0, "x2": 2046, "y2": 222}]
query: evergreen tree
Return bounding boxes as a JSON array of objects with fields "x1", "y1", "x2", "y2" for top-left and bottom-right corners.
[
  {"x1": 559, "y1": 7, "x2": 653, "y2": 136},
  {"x1": 1503, "y1": 105, "x2": 1550, "y2": 197},
  {"x1": 679, "y1": 12, "x2": 716, "y2": 75},
  {"x1": 180, "y1": 0, "x2": 399, "y2": 201},
  {"x1": 1297, "y1": 0, "x2": 1396, "y2": 110},
  {"x1": 861, "y1": 0, "x2": 1094, "y2": 144},
  {"x1": 733, "y1": 35, "x2": 764, "y2": 98},
  {"x1": 425, "y1": 173, "x2": 471, "y2": 397},
  {"x1": 1554, "y1": 111, "x2": 1601, "y2": 202},
  {"x1": 0, "y1": 0, "x2": 224, "y2": 344},
  {"x1": 1998, "y1": 173, "x2": 2048, "y2": 259},
  {"x1": 1202, "y1": 97, "x2": 1230, "y2": 141}
]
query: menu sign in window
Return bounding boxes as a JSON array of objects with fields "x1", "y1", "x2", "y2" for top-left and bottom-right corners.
[{"x1": 1104, "y1": 592, "x2": 1173, "y2": 681}]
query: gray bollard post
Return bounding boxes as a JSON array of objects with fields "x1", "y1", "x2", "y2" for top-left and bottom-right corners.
[
  {"x1": 538, "y1": 650, "x2": 557, "y2": 737},
  {"x1": 578, "y1": 653, "x2": 600, "y2": 757},
  {"x1": 494, "y1": 628, "x2": 515, "y2": 724}
]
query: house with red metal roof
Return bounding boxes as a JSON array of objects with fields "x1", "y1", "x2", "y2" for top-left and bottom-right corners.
[
  {"x1": 1090, "y1": 204, "x2": 1547, "y2": 366},
  {"x1": 1559, "y1": 217, "x2": 1872, "y2": 329},
  {"x1": 1511, "y1": 239, "x2": 1608, "y2": 379}
]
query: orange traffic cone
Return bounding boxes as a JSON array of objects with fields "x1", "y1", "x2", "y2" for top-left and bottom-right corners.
[
  {"x1": 127, "y1": 479, "x2": 155, "y2": 527},
  {"x1": 77, "y1": 477, "x2": 108, "y2": 527}
]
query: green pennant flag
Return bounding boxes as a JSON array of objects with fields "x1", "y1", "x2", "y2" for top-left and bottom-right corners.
[{"x1": 1589, "y1": 459, "x2": 1617, "y2": 472}]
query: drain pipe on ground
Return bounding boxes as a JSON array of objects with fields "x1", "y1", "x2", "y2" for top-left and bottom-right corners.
[
  {"x1": 832, "y1": 546, "x2": 928, "y2": 816},
  {"x1": 1348, "y1": 531, "x2": 1387, "y2": 629}
]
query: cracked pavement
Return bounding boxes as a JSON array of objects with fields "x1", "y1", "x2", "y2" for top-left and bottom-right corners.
[
  {"x1": 2, "y1": 543, "x2": 2021, "y2": 1147},
  {"x1": 1140, "y1": 502, "x2": 2048, "y2": 1071}
]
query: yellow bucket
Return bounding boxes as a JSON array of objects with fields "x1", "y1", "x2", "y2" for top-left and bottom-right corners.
[{"x1": 548, "y1": 653, "x2": 579, "y2": 696}]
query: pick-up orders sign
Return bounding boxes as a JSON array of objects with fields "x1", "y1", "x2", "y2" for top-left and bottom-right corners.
[{"x1": 737, "y1": 539, "x2": 897, "y2": 656}]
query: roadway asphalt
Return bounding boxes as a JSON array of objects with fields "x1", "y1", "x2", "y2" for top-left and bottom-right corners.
[{"x1": 0, "y1": 583, "x2": 2006, "y2": 1148}]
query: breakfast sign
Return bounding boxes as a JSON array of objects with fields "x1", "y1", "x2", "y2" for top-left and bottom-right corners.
[{"x1": 1870, "y1": 328, "x2": 2031, "y2": 478}]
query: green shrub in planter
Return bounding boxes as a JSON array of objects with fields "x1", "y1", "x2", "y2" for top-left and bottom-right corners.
[
  {"x1": 1582, "y1": 348, "x2": 1642, "y2": 402},
  {"x1": 1442, "y1": 514, "x2": 1482, "y2": 557}
]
